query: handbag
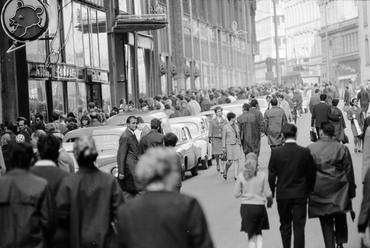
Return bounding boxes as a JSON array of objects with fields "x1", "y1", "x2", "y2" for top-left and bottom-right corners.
[
  {"x1": 310, "y1": 130, "x2": 317, "y2": 142},
  {"x1": 343, "y1": 134, "x2": 349, "y2": 144},
  {"x1": 220, "y1": 149, "x2": 227, "y2": 161}
]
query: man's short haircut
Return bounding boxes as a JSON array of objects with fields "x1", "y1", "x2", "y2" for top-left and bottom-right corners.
[
  {"x1": 227, "y1": 112, "x2": 236, "y2": 121},
  {"x1": 88, "y1": 102, "x2": 95, "y2": 109},
  {"x1": 271, "y1": 98, "x2": 278, "y2": 106},
  {"x1": 37, "y1": 134, "x2": 60, "y2": 162},
  {"x1": 242, "y1": 103, "x2": 250, "y2": 111},
  {"x1": 150, "y1": 118, "x2": 161, "y2": 130},
  {"x1": 51, "y1": 110, "x2": 61, "y2": 121},
  {"x1": 282, "y1": 123, "x2": 297, "y2": 139},
  {"x1": 332, "y1": 99, "x2": 339, "y2": 107},
  {"x1": 321, "y1": 121, "x2": 335, "y2": 137},
  {"x1": 250, "y1": 99, "x2": 258, "y2": 108},
  {"x1": 35, "y1": 113, "x2": 44, "y2": 121},
  {"x1": 320, "y1": 94, "x2": 327, "y2": 101},
  {"x1": 9, "y1": 142, "x2": 34, "y2": 169},
  {"x1": 126, "y1": 116, "x2": 137, "y2": 124},
  {"x1": 164, "y1": 133, "x2": 178, "y2": 147}
]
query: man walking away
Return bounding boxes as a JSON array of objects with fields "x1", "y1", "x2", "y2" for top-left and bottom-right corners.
[
  {"x1": 140, "y1": 118, "x2": 164, "y2": 154},
  {"x1": 237, "y1": 103, "x2": 260, "y2": 156},
  {"x1": 311, "y1": 94, "x2": 330, "y2": 138},
  {"x1": 264, "y1": 98, "x2": 287, "y2": 149},
  {"x1": 268, "y1": 123, "x2": 315, "y2": 248},
  {"x1": 308, "y1": 121, "x2": 356, "y2": 248},
  {"x1": 358, "y1": 85, "x2": 370, "y2": 116},
  {"x1": 0, "y1": 142, "x2": 56, "y2": 247},
  {"x1": 309, "y1": 89, "x2": 321, "y2": 114},
  {"x1": 117, "y1": 116, "x2": 142, "y2": 200},
  {"x1": 164, "y1": 132, "x2": 182, "y2": 192},
  {"x1": 249, "y1": 99, "x2": 265, "y2": 156}
]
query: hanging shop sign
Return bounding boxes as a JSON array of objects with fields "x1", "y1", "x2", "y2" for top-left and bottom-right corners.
[
  {"x1": 52, "y1": 64, "x2": 78, "y2": 81},
  {"x1": 87, "y1": 69, "x2": 109, "y2": 84},
  {"x1": 1, "y1": 0, "x2": 49, "y2": 42},
  {"x1": 28, "y1": 63, "x2": 51, "y2": 79}
]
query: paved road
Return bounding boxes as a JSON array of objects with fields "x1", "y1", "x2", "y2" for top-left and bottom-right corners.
[{"x1": 182, "y1": 112, "x2": 363, "y2": 248}]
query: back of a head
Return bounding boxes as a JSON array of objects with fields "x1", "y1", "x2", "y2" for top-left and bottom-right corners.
[
  {"x1": 33, "y1": 129, "x2": 46, "y2": 140},
  {"x1": 51, "y1": 110, "x2": 60, "y2": 121},
  {"x1": 37, "y1": 134, "x2": 60, "y2": 163},
  {"x1": 88, "y1": 102, "x2": 96, "y2": 109},
  {"x1": 250, "y1": 99, "x2": 258, "y2": 108},
  {"x1": 74, "y1": 136, "x2": 98, "y2": 166},
  {"x1": 242, "y1": 103, "x2": 250, "y2": 111},
  {"x1": 245, "y1": 152, "x2": 258, "y2": 162},
  {"x1": 271, "y1": 98, "x2": 278, "y2": 106},
  {"x1": 150, "y1": 118, "x2": 161, "y2": 130},
  {"x1": 9, "y1": 142, "x2": 34, "y2": 170},
  {"x1": 282, "y1": 123, "x2": 297, "y2": 139},
  {"x1": 164, "y1": 132, "x2": 178, "y2": 147},
  {"x1": 136, "y1": 147, "x2": 178, "y2": 187},
  {"x1": 320, "y1": 94, "x2": 327, "y2": 101},
  {"x1": 243, "y1": 158, "x2": 257, "y2": 179},
  {"x1": 321, "y1": 121, "x2": 334, "y2": 137},
  {"x1": 332, "y1": 99, "x2": 339, "y2": 107}
]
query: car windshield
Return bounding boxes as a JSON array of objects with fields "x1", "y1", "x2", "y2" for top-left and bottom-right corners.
[
  {"x1": 257, "y1": 99, "x2": 268, "y2": 109},
  {"x1": 93, "y1": 135, "x2": 120, "y2": 151}
]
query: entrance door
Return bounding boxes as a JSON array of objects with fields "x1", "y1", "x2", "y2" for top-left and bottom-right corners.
[{"x1": 86, "y1": 84, "x2": 102, "y2": 109}]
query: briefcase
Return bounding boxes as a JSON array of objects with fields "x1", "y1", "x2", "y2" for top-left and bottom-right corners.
[{"x1": 310, "y1": 131, "x2": 317, "y2": 142}]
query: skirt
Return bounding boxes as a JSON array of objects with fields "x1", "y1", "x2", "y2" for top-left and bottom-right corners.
[
  {"x1": 226, "y1": 143, "x2": 242, "y2": 160},
  {"x1": 240, "y1": 204, "x2": 269, "y2": 237},
  {"x1": 212, "y1": 138, "x2": 223, "y2": 155}
]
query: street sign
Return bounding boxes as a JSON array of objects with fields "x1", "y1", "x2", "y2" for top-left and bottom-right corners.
[{"x1": 1, "y1": 0, "x2": 49, "y2": 42}]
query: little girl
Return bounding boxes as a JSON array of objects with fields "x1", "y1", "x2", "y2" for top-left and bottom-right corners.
[{"x1": 234, "y1": 157, "x2": 272, "y2": 248}]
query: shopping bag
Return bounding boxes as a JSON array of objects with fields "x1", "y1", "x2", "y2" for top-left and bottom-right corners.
[{"x1": 310, "y1": 131, "x2": 317, "y2": 142}]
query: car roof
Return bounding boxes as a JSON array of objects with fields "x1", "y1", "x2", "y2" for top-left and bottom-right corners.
[
  {"x1": 169, "y1": 116, "x2": 203, "y2": 123},
  {"x1": 106, "y1": 110, "x2": 169, "y2": 126},
  {"x1": 63, "y1": 126, "x2": 126, "y2": 142},
  {"x1": 171, "y1": 123, "x2": 187, "y2": 129}
]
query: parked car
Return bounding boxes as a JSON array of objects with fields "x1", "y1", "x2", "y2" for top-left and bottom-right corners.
[
  {"x1": 171, "y1": 123, "x2": 202, "y2": 179},
  {"x1": 170, "y1": 116, "x2": 211, "y2": 169},
  {"x1": 106, "y1": 110, "x2": 172, "y2": 134},
  {"x1": 63, "y1": 126, "x2": 125, "y2": 176}
]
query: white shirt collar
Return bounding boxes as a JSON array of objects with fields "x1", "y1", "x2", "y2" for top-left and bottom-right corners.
[
  {"x1": 34, "y1": 160, "x2": 57, "y2": 167},
  {"x1": 285, "y1": 139, "x2": 296, "y2": 143}
]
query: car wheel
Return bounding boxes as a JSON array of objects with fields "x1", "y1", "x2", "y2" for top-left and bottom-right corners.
[
  {"x1": 201, "y1": 156, "x2": 209, "y2": 170},
  {"x1": 190, "y1": 165, "x2": 198, "y2": 176}
]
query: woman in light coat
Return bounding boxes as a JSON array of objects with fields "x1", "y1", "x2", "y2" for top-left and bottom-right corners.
[
  {"x1": 209, "y1": 107, "x2": 228, "y2": 173},
  {"x1": 347, "y1": 98, "x2": 364, "y2": 152}
]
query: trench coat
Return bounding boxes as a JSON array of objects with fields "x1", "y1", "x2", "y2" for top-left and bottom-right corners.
[
  {"x1": 307, "y1": 138, "x2": 356, "y2": 218},
  {"x1": 327, "y1": 106, "x2": 346, "y2": 142},
  {"x1": 237, "y1": 112, "x2": 260, "y2": 155},
  {"x1": 208, "y1": 117, "x2": 227, "y2": 155},
  {"x1": 264, "y1": 106, "x2": 287, "y2": 146}
]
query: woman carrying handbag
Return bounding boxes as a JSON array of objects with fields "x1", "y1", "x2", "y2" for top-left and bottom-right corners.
[{"x1": 347, "y1": 98, "x2": 364, "y2": 152}]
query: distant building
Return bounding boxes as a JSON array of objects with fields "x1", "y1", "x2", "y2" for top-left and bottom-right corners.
[
  {"x1": 318, "y1": 0, "x2": 359, "y2": 96},
  {"x1": 284, "y1": 0, "x2": 322, "y2": 86},
  {"x1": 358, "y1": 0, "x2": 370, "y2": 86},
  {"x1": 255, "y1": 0, "x2": 286, "y2": 85}
]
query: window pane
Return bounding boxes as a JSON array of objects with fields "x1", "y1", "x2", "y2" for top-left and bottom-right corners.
[
  {"x1": 138, "y1": 48, "x2": 148, "y2": 98},
  {"x1": 90, "y1": 9, "x2": 100, "y2": 67},
  {"x1": 49, "y1": 1, "x2": 61, "y2": 63},
  {"x1": 98, "y1": 11, "x2": 109, "y2": 69},
  {"x1": 29, "y1": 81, "x2": 48, "y2": 121},
  {"x1": 63, "y1": 0, "x2": 75, "y2": 64},
  {"x1": 82, "y1": 6, "x2": 91, "y2": 66},
  {"x1": 118, "y1": 0, "x2": 128, "y2": 12},
  {"x1": 67, "y1": 82, "x2": 87, "y2": 119},
  {"x1": 74, "y1": 3, "x2": 84, "y2": 66},
  {"x1": 52, "y1": 81, "x2": 65, "y2": 114},
  {"x1": 26, "y1": 40, "x2": 46, "y2": 63},
  {"x1": 101, "y1": 84, "x2": 111, "y2": 113}
]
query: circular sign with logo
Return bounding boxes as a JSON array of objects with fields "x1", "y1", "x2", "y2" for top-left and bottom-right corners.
[{"x1": 1, "y1": 0, "x2": 49, "y2": 42}]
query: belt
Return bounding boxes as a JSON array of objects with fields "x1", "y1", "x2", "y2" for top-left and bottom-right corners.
[{"x1": 270, "y1": 144, "x2": 283, "y2": 148}]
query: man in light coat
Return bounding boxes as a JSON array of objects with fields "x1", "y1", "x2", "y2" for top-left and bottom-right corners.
[{"x1": 264, "y1": 98, "x2": 287, "y2": 148}]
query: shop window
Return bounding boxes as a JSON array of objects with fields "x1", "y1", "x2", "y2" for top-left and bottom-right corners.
[
  {"x1": 52, "y1": 81, "x2": 65, "y2": 114},
  {"x1": 125, "y1": 45, "x2": 134, "y2": 101},
  {"x1": 137, "y1": 48, "x2": 148, "y2": 98},
  {"x1": 63, "y1": 0, "x2": 75, "y2": 64},
  {"x1": 90, "y1": 9, "x2": 100, "y2": 68},
  {"x1": 67, "y1": 82, "x2": 87, "y2": 119},
  {"x1": 29, "y1": 81, "x2": 48, "y2": 122},
  {"x1": 101, "y1": 84, "x2": 111, "y2": 113},
  {"x1": 97, "y1": 11, "x2": 109, "y2": 70},
  {"x1": 26, "y1": 40, "x2": 47, "y2": 63},
  {"x1": 82, "y1": 6, "x2": 91, "y2": 66},
  {"x1": 118, "y1": 0, "x2": 128, "y2": 13},
  {"x1": 73, "y1": 3, "x2": 85, "y2": 66}
]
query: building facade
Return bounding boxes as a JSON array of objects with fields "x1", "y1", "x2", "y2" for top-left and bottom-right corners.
[
  {"x1": 284, "y1": 0, "x2": 321, "y2": 86},
  {"x1": 358, "y1": 0, "x2": 370, "y2": 85},
  {"x1": 319, "y1": 0, "x2": 359, "y2": 96},
  {"x1": 254, "y1": 0, "x2": 286, "y2": 85}
]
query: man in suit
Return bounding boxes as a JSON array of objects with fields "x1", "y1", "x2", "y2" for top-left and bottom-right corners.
[
  {"x1": 311, "y1": 94, "x2": 330, "y2": 138},
  {"x1": 117, "y1": 116, "x2": 142, "y2": 200},
  {"x1": 268, "y1": 123, "x2": 316, "y2": 248},
  {"x1": 309, "y1": 89, "x2": 321, "y2": 113},
  {"x1": 140, "y1": 118, "x2": 164, "y2": 154},
  {"x1": 249, "y1": 99, "x2": 264, "y2": 156}
]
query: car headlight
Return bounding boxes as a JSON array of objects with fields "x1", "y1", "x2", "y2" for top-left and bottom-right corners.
[{"x1": 111, "y1": 167, "x2": 118, "y2": 178}]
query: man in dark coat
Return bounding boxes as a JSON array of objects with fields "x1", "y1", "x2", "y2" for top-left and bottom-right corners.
[
  {"x1": 0, "y1": 142, "x2": 56, "y2": 247},
  {"x1": 308, "y1": 121, "x2": 356, "y2": 248},
  {"x1": 248, "y1": 99, "x2": 265, "y2": 156},
  {"x1": 358, "y1": 85, "x2": 370, "y2": 114},
  {"x1": 88, "y1": 112, "x2": 102, "y2": 127},
  {"x1": 140, "y1": 118, "x2": 164, "y2": 154},
  {"x1": 311, "y1": 94, "x2": 330, "y2": 138},
  {"x1": 117, "y1": 116, "x2": 142, "y2": 200},
  {"x1": 55, "y1": 136, "x2": 123, "y2": 248},
  {"x1": 309, "y1": 89, "x2": 321, "y2": 113},
  {"x1": 237, "y1": 103, "x2": 260, "y2": 156},
  {"x1": 268, "y1": 123, "x2": 315, "y2": 248}
]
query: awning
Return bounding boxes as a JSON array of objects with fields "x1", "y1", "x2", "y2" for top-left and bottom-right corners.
[{"x1": 113, "y1": 14, "x2": 167, "y2": 33}]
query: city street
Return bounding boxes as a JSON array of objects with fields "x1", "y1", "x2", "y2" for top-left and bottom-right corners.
[{"x1": 182, "y1": 111, "x2": 363, "y2": 248}]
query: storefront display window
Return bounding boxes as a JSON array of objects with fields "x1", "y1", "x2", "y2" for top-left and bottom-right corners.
[
  {"x1": 97, "y1": 11, "x2": 109, "y2": 70},
  {"x1": 52, "y1": 81, "x2": 65, "y2": 113},
  {"x1": 82, "y1": 6, "x2": 91, "y2": 66},
  {"x1": 138, "y1": 48, "x2": 148, "y2": 98},
  {"x1": 73, "y1": 2, "x2": 85, "y2": 66},
  {"x1": 125, "y1": 45, "x2": 134, "y2": 101},
  {"x1": 29, "y1": 81, "x2": 47, "y2": 121},
  {"x1": 90, "y1": 9, "x2": 100, "y2": 68},
  {"x1": 67, "y1": 82, "x2": 87, "y2": 118},
  {"x1": 63, "y1": 0, "x2": 75, "y2": 64},
  {"x1": 101, "y1": 84, "x2": 111, "y2": 113}
]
